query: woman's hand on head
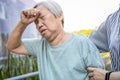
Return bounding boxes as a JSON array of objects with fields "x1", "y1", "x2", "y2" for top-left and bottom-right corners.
[{"x1": 20, "y1": 8, "x2": 40, "y2": 26}]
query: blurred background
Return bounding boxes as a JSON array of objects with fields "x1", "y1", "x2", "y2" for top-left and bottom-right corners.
[
  {"x1": 42, "y1": 0, "x2": 120, "y2": 32},
  {"x1": 0, "y1": 0, "x2": 119, "y2": 79}
]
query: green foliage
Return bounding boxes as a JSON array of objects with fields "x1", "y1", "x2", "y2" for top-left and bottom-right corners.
[{"x1": 0, "y1": 49, "x2": 38, "y2": 80}]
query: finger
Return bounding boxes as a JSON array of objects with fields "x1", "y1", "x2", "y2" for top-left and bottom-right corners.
[
  {"x1": 23, "y1": 9, "x2": 34, "y2": 18},
  {"x1": 29, "y1": 9, "x2": 37, "y2": 18},
  {"x1": 88, "y1": 72, "x2": 94, "y2": 77},
  {"x1": 33, "y1": 8, "x2": 38, "y2": 15},
  {"x1": 22, "y1": 10, "x2": 30, "y2": 18},
  {"x1": 87, "y1": 67, "x2": 95, "y2": 72},
  {"x1": 30, "y1": 9, "x2": 39, "y2": 19},
  {"x1": 34, "y1": 9, "x2": 40, "y2": 17},
  {"x1": 90, "y1": 77, "x2": 94, "y2": 80},
  {"x1": 22, "y1": 10, "x2": 27, "y2": 17}
]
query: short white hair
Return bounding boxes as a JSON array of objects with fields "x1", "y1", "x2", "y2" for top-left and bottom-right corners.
[{"x1": 34, "y1": 1, "x2": 64, "y2": 26}]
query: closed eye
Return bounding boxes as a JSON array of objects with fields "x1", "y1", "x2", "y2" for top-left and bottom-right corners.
[
  {"x1": 34, "y1": 19, "x2": 38, "y2": 24},
  {"x1": 40, "y1": 16, "x2": 45, "y2": 20}
]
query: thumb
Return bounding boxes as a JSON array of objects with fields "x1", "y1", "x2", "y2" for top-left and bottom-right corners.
[{"x1": 87, "y1": 67, "x2": 96, "y2": 72}]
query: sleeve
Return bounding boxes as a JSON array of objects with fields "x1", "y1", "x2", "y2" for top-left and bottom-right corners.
[
  {"x1": 82, "y1": 37, "x2": 105, "y2": 69},
  {"x1": 22, "y1": 38, "x2": 41, "y2": 56},
  {"x1": 89, "y1": 20, "x2": 109, "y2": 52}
]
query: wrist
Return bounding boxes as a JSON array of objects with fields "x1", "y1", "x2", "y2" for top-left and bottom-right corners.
[{"x1": 19, "y1": 20, "x2": 28, "y2": 27}]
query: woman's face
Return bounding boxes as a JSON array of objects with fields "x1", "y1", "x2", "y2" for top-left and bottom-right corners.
[{"x1": 34, "y1": 5, "x2": 63, "y2": 40}]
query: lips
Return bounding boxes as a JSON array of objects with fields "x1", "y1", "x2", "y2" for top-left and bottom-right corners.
[
  {"x1": 41, "y1": 29, "x2": 46, "y2": 33},
  {"x1": 37, "y1": 25, "x2": 47, "y2": 35},
  {"x1": 40, "y1": 28, "x2": 47, "y2": 35}
]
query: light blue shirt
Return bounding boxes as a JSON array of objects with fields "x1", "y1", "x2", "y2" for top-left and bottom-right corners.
[
  {"x1": 89, "y1": 8, "x2": 120, "y2": 71},
  {"x1": 23, "y1": 34, "x2": 104, "y2": 80}
]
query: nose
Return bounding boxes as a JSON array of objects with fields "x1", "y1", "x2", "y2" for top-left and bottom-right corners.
[
  {"x1": 38, "y1": 23, "x2": 44, "y2": 29},
  {"x1": 37, "y1": 20, "x2": 44, "y2": 29},
  {"x1": 40, "y1": 24, "x2": 44, "y2": 27}
]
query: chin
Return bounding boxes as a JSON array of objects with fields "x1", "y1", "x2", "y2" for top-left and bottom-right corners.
[{"x1": 42, "y1": 34, "x2": 49, "y2": 39}]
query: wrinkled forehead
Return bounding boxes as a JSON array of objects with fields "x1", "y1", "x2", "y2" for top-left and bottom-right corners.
[
  {"x1": 35, "y1": 5, "x2": 48, "y2": 11},
  {"x1": 35, "y1": 5, "x2": 50, "y2": 14},
  {"x1": 34, "y1": 1, "x2": 63, "y2": 18}
]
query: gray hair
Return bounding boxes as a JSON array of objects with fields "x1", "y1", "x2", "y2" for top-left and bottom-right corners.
[{"x1": 34, "y1": 1, "x2": 64, "y2": 27}]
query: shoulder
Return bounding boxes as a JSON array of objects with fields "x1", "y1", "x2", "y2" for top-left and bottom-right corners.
[
  {"x1": 73, "y1": 34, "x2": 91, "y2": 43},
  {"x1": 73, "y1": 34, "x2": 98, "y2": 50}
]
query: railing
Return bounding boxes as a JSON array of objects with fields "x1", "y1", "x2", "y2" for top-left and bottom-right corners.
[
  {"x1": 0, "y1": 57, "x2": 7, "y2": 61},
  {"x1": 0, "y1": 56, "x2": 7, "y2": 68},
  {"x1": 4, "y1": 71, "x2": 39, "y2": 80}
]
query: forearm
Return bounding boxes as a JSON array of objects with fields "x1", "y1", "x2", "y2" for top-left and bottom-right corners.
[
  {"x1": 6, "y1": 21, "x2": 27, "y2": 50},
  {"x1": 110, "y1": 72, "x2": 120, "y2": 80}
]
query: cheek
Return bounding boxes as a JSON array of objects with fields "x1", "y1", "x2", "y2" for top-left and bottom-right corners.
[
  {"x1": 49, "y1": 24, "x2": 57, "y2": 31},
  {"x1": 46, "y1": 22, "x2": 56, "y2": 30},
  {"x1": 45, "y1": 18, "x2": 58, "y2": 31},
  {"x1": 35, "y1": 26, "x2": 39, "y2": 31}
]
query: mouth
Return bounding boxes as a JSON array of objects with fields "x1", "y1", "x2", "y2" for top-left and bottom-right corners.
[{"x1": 40, "y1": 29, "x2": 47, "y2": 35}]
